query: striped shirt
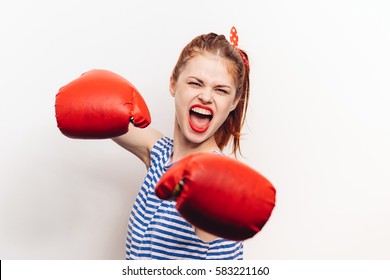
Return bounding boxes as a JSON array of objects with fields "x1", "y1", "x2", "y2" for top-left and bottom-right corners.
[{"x1": 125, "y1": 136, "x2": 243, "y2": 260}]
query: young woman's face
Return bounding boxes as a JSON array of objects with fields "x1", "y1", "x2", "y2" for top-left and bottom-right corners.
[{"x1": 170, "y1": 52, "x2": 238, "y2": 148}]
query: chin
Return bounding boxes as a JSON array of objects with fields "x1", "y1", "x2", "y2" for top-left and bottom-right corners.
[{"x1": 184, "y1": 127, "x2": 216, "y2": 146}]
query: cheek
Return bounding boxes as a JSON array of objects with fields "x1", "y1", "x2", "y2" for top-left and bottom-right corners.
[
  {"x1": 174, "y1": 92, "x2": 186, "y2": 109},
  {"x1": 174, "y1": 93, "x2": 190, "y2": 119},
  {"x1": 220, "y1": 97, "x2": 237, "y2": 114},
  {"x1": 222, "y1": 101, "x2": 238, "y2": 122}
]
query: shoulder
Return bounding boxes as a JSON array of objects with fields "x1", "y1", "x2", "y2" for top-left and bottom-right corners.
[
  {"x1": 151, "y1": 136, "x2": 173, "y2": 153},
  {"x1": 149, "y1": 136, "x2": 173, "y2": 167}
]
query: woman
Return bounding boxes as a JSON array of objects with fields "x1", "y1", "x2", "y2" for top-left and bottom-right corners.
[{"x1": 112, "y1": 29, "x2": 251, "y2": 259}]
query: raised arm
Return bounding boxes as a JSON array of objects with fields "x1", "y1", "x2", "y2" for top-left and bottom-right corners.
[{"x1": 112, "y1": 125, "x2": 163, "y2": 168}]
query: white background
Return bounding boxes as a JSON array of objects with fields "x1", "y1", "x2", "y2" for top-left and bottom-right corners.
[{"x1": 0, "y1": 0, "x2": 389, "y2": 260}]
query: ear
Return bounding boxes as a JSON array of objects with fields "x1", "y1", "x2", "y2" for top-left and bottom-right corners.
[
  {"x1": 169, "y1": 76, "x2": 176, "y2": 97},
  {"x1": 230, "y1": 98, "x2": 240, "y2": 112}
]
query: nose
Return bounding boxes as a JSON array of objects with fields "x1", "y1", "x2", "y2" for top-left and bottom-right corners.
[{"x1": 198, "y1": 88, "x2": 213, "y2": 104}]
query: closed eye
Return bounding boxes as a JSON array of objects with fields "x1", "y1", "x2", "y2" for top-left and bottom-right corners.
[
  {"x1": 216, "y1": 88, "x2": 229, "y2": 94},
  {"x1": 189, "y1": 81, "x2": 202, "y2": 87}
]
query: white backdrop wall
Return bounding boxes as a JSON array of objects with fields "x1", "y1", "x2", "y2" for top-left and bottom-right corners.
[{"x1": 1, "y1": 0, "x2": 389, "y2": 259}]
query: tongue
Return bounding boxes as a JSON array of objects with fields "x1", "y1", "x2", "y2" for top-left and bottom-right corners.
[{"x1": 190, "y1": 113, "x2": 210, "y2": 130}]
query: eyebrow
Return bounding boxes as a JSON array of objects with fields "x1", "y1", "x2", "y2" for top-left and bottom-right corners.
[{"x1": 188, "y1": 76, "x2": 232, "y2": 89}]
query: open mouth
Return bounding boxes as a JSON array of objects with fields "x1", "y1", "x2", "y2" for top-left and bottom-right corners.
[{"x1": 189, "y1": 105, "x2": 213, "y2": 133}]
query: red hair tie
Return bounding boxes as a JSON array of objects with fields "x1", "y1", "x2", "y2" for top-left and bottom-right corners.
[{"x1": 230, "y1": 26, "x2": 249, "y2": 70}]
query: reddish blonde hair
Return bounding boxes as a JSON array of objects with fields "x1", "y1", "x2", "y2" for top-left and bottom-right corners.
[{"x1": 171, "y1": 32, "x2": 250, "y2": 156}]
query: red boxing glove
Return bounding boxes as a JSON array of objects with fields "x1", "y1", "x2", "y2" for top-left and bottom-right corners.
[
  {"x1": 155, "y1": 153, "x2": 276, "y2": 241},
  {"x1": 55, "y1": 69, "x2": 151, "y2": 138}
]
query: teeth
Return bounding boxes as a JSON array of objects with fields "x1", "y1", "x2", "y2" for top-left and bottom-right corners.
[{"x1": 191, "y1": 107, "x2": 212, "y2": 116}]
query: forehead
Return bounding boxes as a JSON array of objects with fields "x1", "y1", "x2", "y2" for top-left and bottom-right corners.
[{"x1": 180, "y1": 52, "x2": 236, "y2": 86}]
